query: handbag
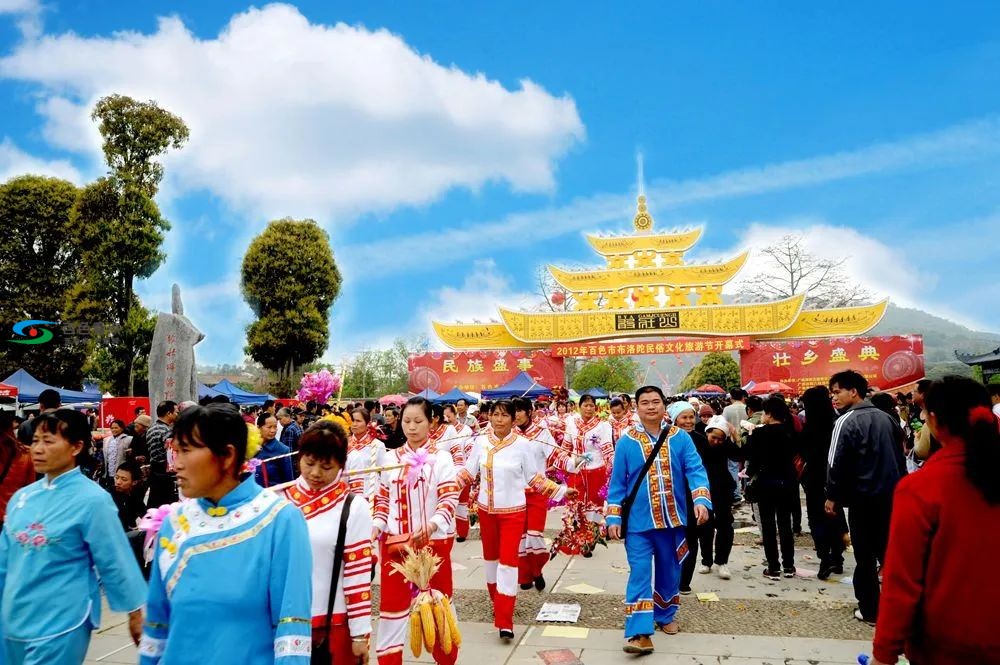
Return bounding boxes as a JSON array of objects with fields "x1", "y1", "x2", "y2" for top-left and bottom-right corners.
[
  {"x1": 384, "y1": 533, "x2": 411, "y2": 559},
  {"x1": 312, "y1": 492, "x2": 354, "y2": 665},
  {"x1": 620, "y1": 426, "x2": 671, "y2": 539}
]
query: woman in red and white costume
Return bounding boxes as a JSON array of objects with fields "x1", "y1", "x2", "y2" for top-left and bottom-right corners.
[
  {"x1": 564, "y1": 394, "x2": 614, "y2": 536},
  {"x1": 458, "y1": 400, "x2": 573, "y2": 641},
  {"x1": 444, "y1": 403, "x2": 476, "y2": 541},
  {"x1": 428, "y1": 403, "x2": 463, "y2": 469},
  {"x1": 609, "y1": 397, "x2": 632, "y2": 446},
  {"x1": 512, "y1": 397, "x2": 568, "y2": 591},
  {"x1": 372, "y1": 397, "x2": 460, "y2": 665},
  {"x1": 283, "y1": 420, "x2": 373, "y2": 664},
  {"x1": 345, "y1": 407, "x2": 386, "y2": 508}
]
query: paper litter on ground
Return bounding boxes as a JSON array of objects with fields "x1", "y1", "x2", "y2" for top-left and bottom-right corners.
[
  {"x1": 536, "y1": 602, "x2": 582, "y2": 623},
  {"x1": 696, "y1": 592, "x2": 720, "y2": 602}
]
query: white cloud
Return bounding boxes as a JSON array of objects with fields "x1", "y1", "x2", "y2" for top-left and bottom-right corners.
[
  {"x1": 0, "y1": 137, "x2": 82, "y2": 183},
  {"x1": 0, "y1": 0, "x2": 42, "y2": 39},
  {"x1": 416, "y1": 258, "x2": 538, "y2": 349},
  {"x1": 346, "y1": 116, "x2": 1000, "y2": 276},
  {"x1": 0, "y1": 3, "x2": 584, "y2": 221}
]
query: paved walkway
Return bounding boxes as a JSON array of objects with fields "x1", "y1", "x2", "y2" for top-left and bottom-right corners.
[{"x1": 86, "y1": 504, "x2": 874, "y2": 663}]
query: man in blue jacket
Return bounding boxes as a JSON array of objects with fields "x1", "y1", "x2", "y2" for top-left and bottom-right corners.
[{"x1": 606, "y1": 386, "x2": 711, "y2": 655}]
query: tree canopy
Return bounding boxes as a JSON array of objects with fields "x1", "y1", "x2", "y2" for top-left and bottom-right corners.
[
  {"x1": 241, "y1": 219, "x2": 341, "y2": 388},
  {"x1": 0, "y1": 175, "x2": 88, "y2": 387},
  {"x1": 570, "y1": 356, "x2": 639, "y2": 394},
  {"x1": 339, "y1": 337, "x2": 428, "y2": 398},
  {"x1": 678, "y1": 352, "x2": 741, "y2": 392}
]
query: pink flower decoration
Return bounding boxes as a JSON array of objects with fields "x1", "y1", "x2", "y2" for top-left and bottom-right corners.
[
  {"x1": 138, "y1": 503, "x2": 180, "y2": 550},
  {"x1": 31, "y1": 534, "x2": 46, "y2": 547},
  {"x1": 295, "y1": 369, "x2": 342, "y2": 404},
  {"x1": 16, "y1": 532, "x2": 29, "y2": 544},
  {"x1": 244, "y1": 458, "x2": 262, "y2": 474},
  {"x1": 401, "y1": 447, "x2": 433, "y2": 488}
]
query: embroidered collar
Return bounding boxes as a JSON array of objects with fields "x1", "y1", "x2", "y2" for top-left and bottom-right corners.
[
  {"x1": 349, "y1": 431, "x2": 374, "y2": 451},
  {"x1": 196, "y1": 476, "x2": 260, "y2": 518},
  {"x1": 487, "y1": 430, "x2": 518, "y2": 448},
  {"x1": 520, "y1": 422, "x2": 542, "y2": 439},
  {"x1": 285, "y1": 476, "x2": 348, "y2": 517},
  {"x1": 578, "y1": 416, "x2": 601, "y2": 433},
  {"x1": 428, "y1": 425, "x2": 447, "y2": 443}
]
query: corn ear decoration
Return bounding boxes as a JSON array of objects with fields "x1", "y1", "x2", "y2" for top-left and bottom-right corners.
[
  {"x1": 439, "y1": 591, "x2": 461, "y2": 647},
  {"x1": 409, "y1": 610, "x2": 423, "y2": 658}
]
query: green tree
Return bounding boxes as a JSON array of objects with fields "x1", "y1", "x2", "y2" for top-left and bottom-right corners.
[
  {"x1": 67, "y1": 95, "x2": 189, "y2": 394},
  {"x1": 340, "y1": 336, "x2": 428, "y2": 398},
  {"x1": 0, "y1": 175, "x2": 89, "y2": 387},
  {"x1": 678, "y1": 352, "x2": 741, "y2": 392},
  {"x1": 242, "y1": 219, "x2": 341, "y2": 390},
  {"x1": 571, "y1": 356, "x2": 639, "y2": 394}
]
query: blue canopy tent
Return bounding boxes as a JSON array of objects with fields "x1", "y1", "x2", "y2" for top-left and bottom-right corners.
[
  {"x1": 198, "y1": 383, "x2": 224, "y2": 400},
  {"x1": 434, "y1": 387, "x2": 479, "y2": 405},
  {"x1": 581, "y1": 387, "x2": 610, "y2": 399},
  {"x1": 413, "y1": 388, "x2": 441, "y2": 400},
  {"x1": 2, "y1": 368, "x2": 102, "y2": 405},
  {"x1": 210, "y1": 378, "x2": 275, "y2": 406},
  {"x1": 481, "y1": 371, "x2": 553, "y2": 399}
]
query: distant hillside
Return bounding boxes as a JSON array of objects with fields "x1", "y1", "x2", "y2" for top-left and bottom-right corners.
[
  {"x1": 614, "y1": 303, "x2": 1000, "y2": 390},
  {"x1": 869, "y1": 303, "x2": 1000, "y2": 363}
]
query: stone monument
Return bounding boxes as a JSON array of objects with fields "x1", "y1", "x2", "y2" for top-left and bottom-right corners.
[{"x1": 148, "y1": 284, "x2": 204, "y2": 409}]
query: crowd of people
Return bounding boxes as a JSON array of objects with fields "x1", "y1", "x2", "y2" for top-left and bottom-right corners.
[{"x1": 0, "y1": 371, "x2": 997, "y2": 664}]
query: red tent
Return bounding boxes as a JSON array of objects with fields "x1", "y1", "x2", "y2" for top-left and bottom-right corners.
[
  {"x1": 749, "y1": 381, "x2": 793, "y2": 395},
  {"x1": 379, "y1": 394, "x2": 408, "y2": 406},
  {"x1": 695, "y1": 384, "x2": 726, "y2": 394},
  {"x1": 0, "y1": 382, "x2": 17, "y2": 398}
]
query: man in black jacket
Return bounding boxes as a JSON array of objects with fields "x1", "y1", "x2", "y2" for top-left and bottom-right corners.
[{"x1": 825, "y1": 370, "x2": 906, "y2": 625}]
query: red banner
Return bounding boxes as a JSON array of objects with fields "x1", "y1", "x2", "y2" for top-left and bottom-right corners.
[
  {"x1": 100, "y1": 397, "x2": 150, "y2": 430},
  {"x1": 408, "y1": 351, "x2": 565, "y2": 394},
  {"x1": 739, "y1": 335, "x2": 925, "y2": 395},
  {"x1": 551, "y1": 336, "x2": 754, "y2": 358}
]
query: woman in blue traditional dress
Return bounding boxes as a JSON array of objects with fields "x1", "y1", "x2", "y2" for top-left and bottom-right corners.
[
  {"x1": 0, "y1": 409, "x2": 146, "y2": 665},
  {"x1": 140, "y1": 403, "x2": 313, "y2": 664}
]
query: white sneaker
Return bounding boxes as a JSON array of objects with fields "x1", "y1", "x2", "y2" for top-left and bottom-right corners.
[
  {"x1": 697, "y1": 564, "x2": 712, "y2": 574},
  {"x1": 717, "y1": 565, "x2": 731, "y2": 580}
]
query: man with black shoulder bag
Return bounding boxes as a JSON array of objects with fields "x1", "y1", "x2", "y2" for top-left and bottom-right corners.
[{"x1": 606, "y1": 386, "x2": 712, "y2": 655}]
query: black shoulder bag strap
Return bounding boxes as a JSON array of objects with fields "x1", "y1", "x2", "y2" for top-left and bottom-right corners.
[
  {"x1": 620, "y1": 426, "x2": 671, "y2": 540},
  {"x1": 314, "y1": 492, "x2": 354, "y2": 664}
]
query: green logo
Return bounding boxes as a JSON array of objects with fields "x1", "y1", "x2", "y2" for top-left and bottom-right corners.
[{"x1": 8, "y1": 320, "x2": 56, "y2": 345}]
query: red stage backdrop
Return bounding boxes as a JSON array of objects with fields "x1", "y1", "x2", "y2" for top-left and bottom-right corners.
[
  {"x1": 740, "y1": 335, "x2": 924, "y2": 395},
  {"x1": 408, "y1": 351, "x2": 565, "y2": 393}
]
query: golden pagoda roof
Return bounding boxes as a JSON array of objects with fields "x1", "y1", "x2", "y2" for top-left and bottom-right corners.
[
  {"x1": 548, "y1": 250, "x2": 748, "y2": 292},
  {"x1": 761, "y1": 299, "x2": 889, "y2": 340},
  {"x1": 585, "y1": 228, "x2": 702, "y2": 256}
]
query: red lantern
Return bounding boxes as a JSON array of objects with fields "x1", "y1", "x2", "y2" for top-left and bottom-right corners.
[{"x1": 551, "y1": 291, "x2": 566, "y2": 305}]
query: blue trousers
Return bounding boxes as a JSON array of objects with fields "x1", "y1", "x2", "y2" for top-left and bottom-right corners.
[
  {"x1": 3, "y1": 622, "x2": 91, "y2": 665},
  {"x1": 623, "y1": 528, "x2": 686, "y2": 638}
]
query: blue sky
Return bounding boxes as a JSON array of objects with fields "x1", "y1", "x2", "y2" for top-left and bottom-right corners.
[{"x1": 1, "y1": 1, "x2": 998, "y2": 365}]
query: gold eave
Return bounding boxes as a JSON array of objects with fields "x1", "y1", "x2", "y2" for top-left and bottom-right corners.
[
  {"x1": 760, "y1": 299, "x2": 889, "y2": 340},
  {"x1": 585, "y1": 227, "x2": 703, "y2": 256},
  {"x1": 497, "y1": 294, "x2": 806, "y2": 344},
  {"x1": 432, "y1": 321, "x2": 542, "y2": 350},
  {"x1": 547, "y1": 251, "x2": 748, "y2": 292}
]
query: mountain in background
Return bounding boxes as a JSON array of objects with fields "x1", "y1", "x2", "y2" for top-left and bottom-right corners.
[{"x1": 629, "y1": 303, "x2": 999, "y2": 390}]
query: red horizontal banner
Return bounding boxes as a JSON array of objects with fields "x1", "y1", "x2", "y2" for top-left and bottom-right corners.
[
  {"x1": 551, "y1": 337, "x2": 754, "y2": 358},
  {"x1": 739, "y1": 335, "x2": 925, "y2": 395},
  {"x1": 408, "y1": 351, "x2": 565, "y2": 394}
]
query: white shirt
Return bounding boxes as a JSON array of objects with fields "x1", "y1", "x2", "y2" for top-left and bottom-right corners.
[
  {"x1": 283, "y1": 477, "x2": 373, "y2": 637},
  {"x1": 460, "y1": 430, "x2": 566, "y2": 513},
  {"x1": 345, "y1": 433, "x2": 386, "y2": 504},
  {"x1": 567, "y1": 417, "x2": 614, "y2": 471},
  {"x1": 372, "y1": 444, "x2": 459, "y2": 539}
]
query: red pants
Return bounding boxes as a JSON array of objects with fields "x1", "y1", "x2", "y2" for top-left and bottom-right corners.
[
  {"x1": 568, "y1": 466, "x2": 608, "y2": 520},
  {"x1": 311, "y1": 617, "x2": 355, "y2": 663},
  {"x1": 518, "y1": 492, "x2": 549, "y2": 585},
  {"x1": 479, "y1": 508, "x2": 526, "y2": 630},
  {"x1": 455, "y1": 485, "x2": 471, "y2": 539},
  {"x1": 376, "y1": 538, "x2": 458, "y2": 665}
]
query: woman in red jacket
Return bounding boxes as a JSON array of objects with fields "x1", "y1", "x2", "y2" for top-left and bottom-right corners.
[{"x1": 870, "y1": 376, "x2": 1000, "y2": 665}]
